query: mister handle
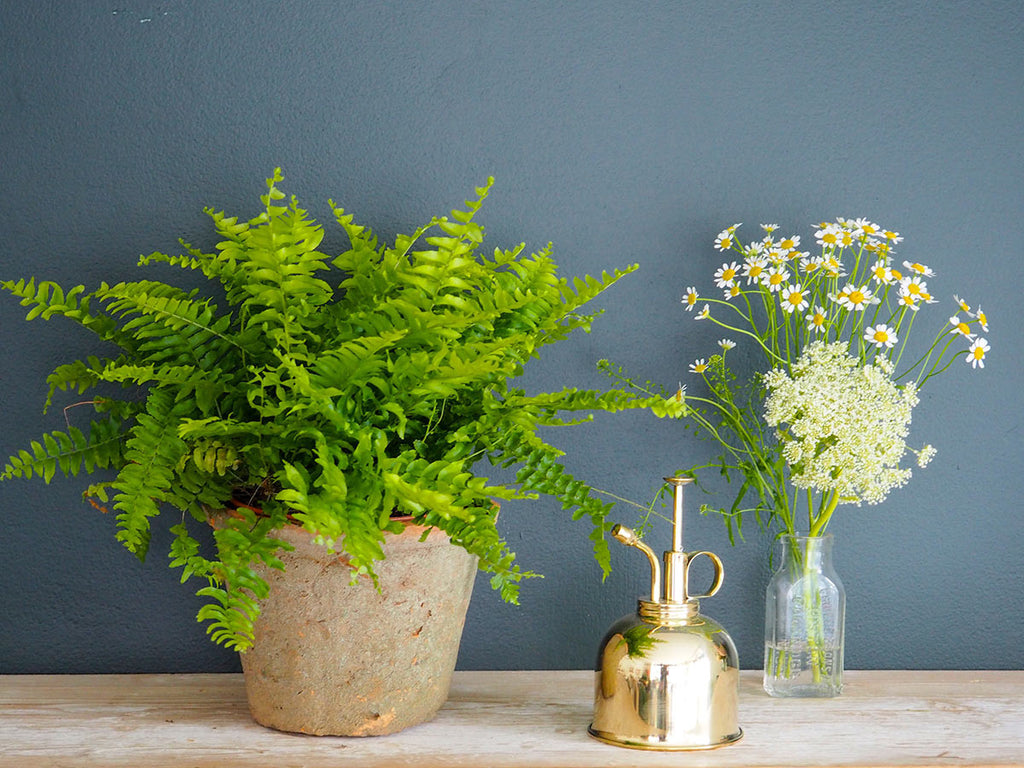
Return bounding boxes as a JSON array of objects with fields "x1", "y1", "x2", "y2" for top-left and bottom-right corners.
[{"x1": 683, "y1": 550, "x2": 724, "y2": 600}]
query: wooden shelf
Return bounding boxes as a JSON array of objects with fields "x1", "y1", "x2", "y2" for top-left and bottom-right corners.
[{"x1": 1, "y1": 670, "x2": 1022, "y2": 767}]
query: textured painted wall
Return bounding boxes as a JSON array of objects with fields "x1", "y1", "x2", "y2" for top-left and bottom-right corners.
[{"x1": 1, "y1": 0, "x2": 1020, "y2": 673}]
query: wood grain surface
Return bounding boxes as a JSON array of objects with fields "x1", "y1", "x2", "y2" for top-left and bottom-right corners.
[{"x1": 1, "y1": 670, "x2": 1021, "y2": 767}]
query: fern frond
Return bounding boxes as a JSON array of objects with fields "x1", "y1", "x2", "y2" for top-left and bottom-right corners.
[
  {"x1": 0, "y1": 278, "x2": 128, "y2": 346},
  {"x1": 491, "y1": 428, "x2": 616, "y2": 578},
  {"x1": 194, "y1": 507, "x2": 290, "y2": 651},
  {"x1": 168, "y1": 522, "x2": 215, "y2": 584},
  {"x1": 110, "y1": 390, "x2": 191, "y2": 559},
  {"x1": 43, "y1": 355, "x2": 131, "y2": 412},
  {"x1": 95, "y1": 281, "x2": 240, "y2": 367},
  {"x1": 1, "y1": 416, "x2": 125, "y2": 483},
  {"x1": 558, "y1": 265, "x2": 640, "y2": 318}
]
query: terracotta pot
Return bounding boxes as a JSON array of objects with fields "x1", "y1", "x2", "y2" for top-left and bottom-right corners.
[{"x1": 239, "y1": 521, "x2": 478, "y2": 736}]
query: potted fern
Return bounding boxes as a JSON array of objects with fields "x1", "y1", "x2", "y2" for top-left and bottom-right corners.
[{"x1": 2, "y1": 170, "x2": 681, "y2": 735}]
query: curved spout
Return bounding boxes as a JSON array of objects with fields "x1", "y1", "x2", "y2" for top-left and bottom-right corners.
[{"x1": 611, "y1": 524, "x2": 661, "y2": 603}]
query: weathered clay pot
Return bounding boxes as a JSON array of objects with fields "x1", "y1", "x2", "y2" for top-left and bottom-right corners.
[{"x1": 240, "y1": 521, "x2": 478, "y2": 736}]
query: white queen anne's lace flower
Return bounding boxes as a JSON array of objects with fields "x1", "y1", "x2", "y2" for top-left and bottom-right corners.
[{"x1": 763, "y1": 341, "x2": 924, "y2": 506}]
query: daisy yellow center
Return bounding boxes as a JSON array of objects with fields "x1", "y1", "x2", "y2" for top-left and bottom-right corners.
[
  {"x1": 720, "y1": 238, "x2": 732, "y2": 249},
  {"x1": 849, "y1": 290, "x2": 865, "y2": 304},
  {"x1": 769, "y1": 273, "x2": 784, "y2": 285},
  {"x1": 906, "y1": 283, "x2": 921, "y2": 295},
  {"x1": 956, "y1": 321, "x2": 971, "y2": 335},
  {"x1": 749, "y1": 265, "x2": 764, "y2": 276},
  {"x1": 813, "y1": 314, "x2": 825, "y2": 325},
  {"x1": 873, "y1": 330, "x2": 889, "y2": 342},
  {"x1": 787, "y1": 291, "x2": 804, "y2": 306},
  {"x1": 909, "y1": 262, "x2": 926, "y2": 273},
  {"x1": 722, "y1": 267, "x2": 736, "y2": 281},
  {"x1": 973, "y1": 347, "x2": 985, "y2": 360},
  {"x1": 780, "y1": 238, "x2": 795, "y2": 249},
  {"x1": 821, "y1": 233, "x2": 838, "y2": 244}
]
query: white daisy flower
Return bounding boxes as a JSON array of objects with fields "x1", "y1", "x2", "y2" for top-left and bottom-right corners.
[
  {"x1": 903, "y1": 260, "x2": 935, "y2": 277},
  {"x1": 777, "y1": 234, "x2": 801, "y2": 252},
  {"x1": 820, "y1": 254, "x2": 845, "y2": 278},
  {"x1": 953, "y1": 295, "x2": 971, "y2": 312},
  {"x1": 965, "y1": 338, "x2": 990, "y2": 369},
  {"x1": 723, "y1": 283, "x2": 742, "y2": 300},
  {"x1": 764, "y1": 266, "x2": 790, "y2": 293},
  {"x1": 780, "y1": 283, "x2": 809, "y2": 314},
  {"x1": 742, "y1": 257, "x2": 768, "y2": 285},
  {"x1": 682, "y1": 286, "x2": 699, "y2": 311},
  {"x1": 714, "y1": 261, "x2": 741, "y2": 288},
  {"x1": 864, "y1": 324, "x2": 898, "y2": 349},
  {"x1": 834, "y1": 284, "x2": 878, "y2": 311},
  {"x1": 689, "y1": 358, "x2": 709, "y2": 374},
  {"x1": 896, "y1": 291, "x2": 921, "y2": 312},
  {"x1": 714, "y1": 226, "x2": 739, "y2": 251},
  {"x1": 899, "y1": 276, "x2": 928, "y2": 298},
  {"x1": 806, "y1": 306, "x2": 828, "y2": 334},
  {"x1": 718, "y1": 338, "x2": 736, "y2": 351},
  {"x1": 799, "y1": 254, "x2": 825, "y2": 274},
  {"x1": 695, "y1": 304, "x2": 710, "y2": 320},
  {"x1": 851, "y1": 218, "x2": 881, "y2": 237},
  {"x1": 744, "y1": 240, "x2": 765, "y2": 256},
  {"x1": 948, "y1": 315, "x2": 975, "y2": 339},
  {"x1": 870, "y1": 260, "x2": 899, "y2": 285},
  {"x1": 973, "y1": 304, "x2": 989, "y2": 332},
  {"x1": 815, "y1": 224, "x2": 842, "y2": 248}
]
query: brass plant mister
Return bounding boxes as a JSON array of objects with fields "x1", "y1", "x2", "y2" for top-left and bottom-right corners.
[{"x1": 588, "y1": 477, "x2": 742, "y2": 750}]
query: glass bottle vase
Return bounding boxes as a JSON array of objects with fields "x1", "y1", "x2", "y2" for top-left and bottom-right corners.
[{"x1": 763, "y1": 534, "x2": 845, "y2": 697}]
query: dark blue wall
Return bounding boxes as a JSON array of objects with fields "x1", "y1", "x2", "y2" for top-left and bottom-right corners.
[{"x1": 2, "y1": 0, "x2": 1021, "y2": 673}]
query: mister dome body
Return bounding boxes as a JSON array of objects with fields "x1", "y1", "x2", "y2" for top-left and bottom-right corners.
[{"x1": 588, "y1": 478, "x2": 742, "y2": 751}]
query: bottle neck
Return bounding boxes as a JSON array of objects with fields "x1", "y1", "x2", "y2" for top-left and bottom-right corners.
[
  {"x1": 638, "y1": 598, "x2": 701, "y2": 625},
  {"x1": 780, "y1": 534, "x2": 833, "y2": 571}
]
